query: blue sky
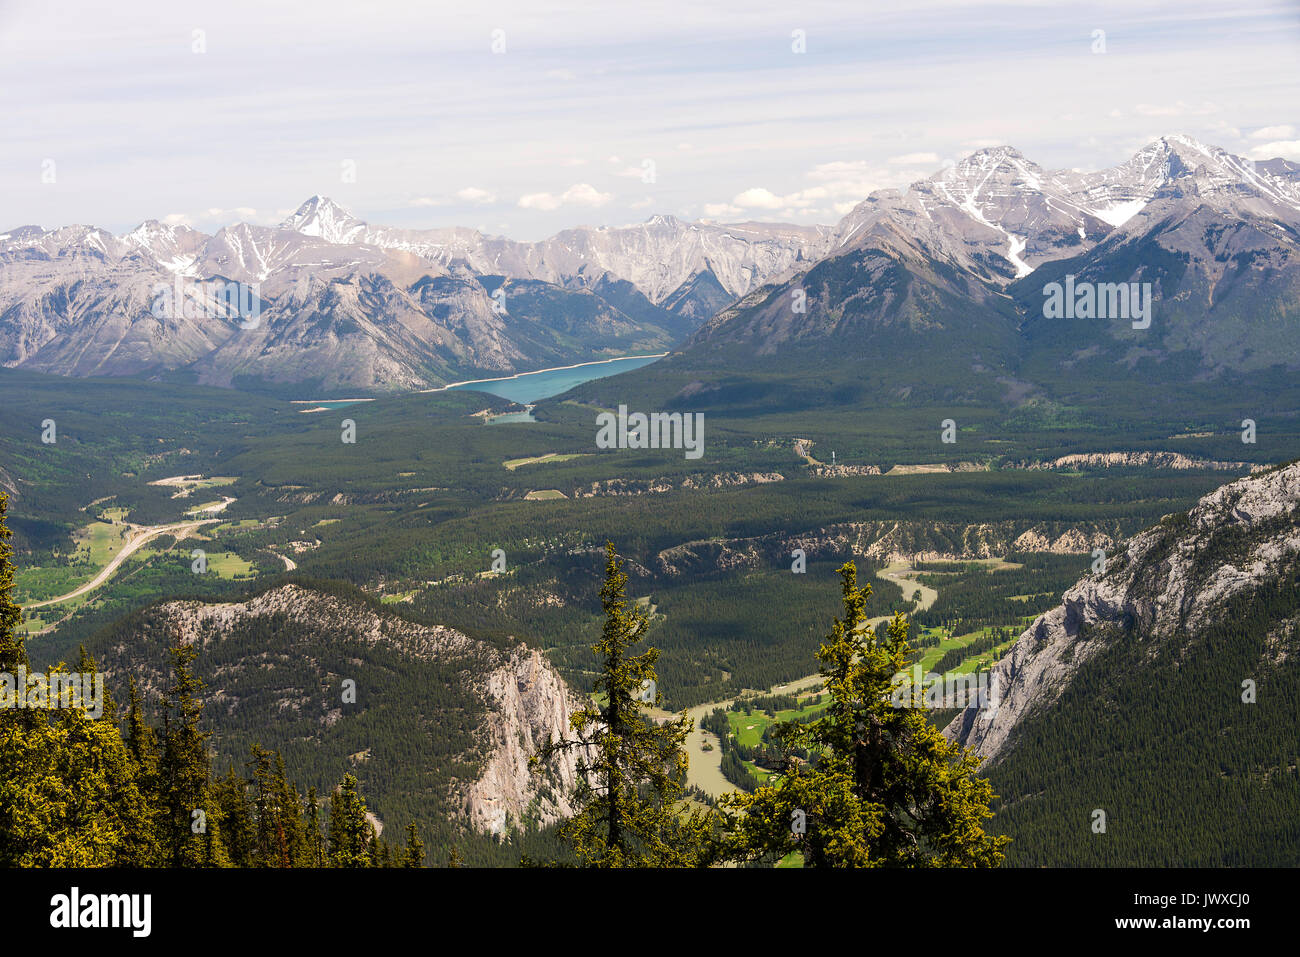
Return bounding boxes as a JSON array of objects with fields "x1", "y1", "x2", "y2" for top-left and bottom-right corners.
[{"x1": 2, "y1": 0, "x2": 1298, "y2": 239}]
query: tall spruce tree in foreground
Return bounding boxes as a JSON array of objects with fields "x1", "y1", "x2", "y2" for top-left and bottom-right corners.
[
  {"x1": 0, "y1": 494, "x2": 27, "y2": 692},
  {"x1": 328, "y1": 773, "x2": 376, "y2": 867},
  {"x1": 0, "y1": 494, "x2": 155, "y2": 865},
  {"x1": 533, "y1": 543, "x2": 712, "y2": 867},
  {"x1": 402, "y1": 822, "x2": 425, "y2": 867},
  {"x1": 157, "y1": 643, "x2": 227, "y2": 866},
  {"x1": 718, "y1": 561, "x2": 1009, "y2": 867}
]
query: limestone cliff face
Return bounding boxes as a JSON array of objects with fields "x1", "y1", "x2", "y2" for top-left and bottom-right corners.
[
  {"x1": 653, "y1": 519, "x2": 1120, "y2": 576},
  {"x1": 121, "y1": 584, "x2": 585, "y2": 837},
  {"x1": 461, "y1": 646, "x2": 587, "y2": 836},
  {"x1": 572, "y1": 471, "x2": 784, "y2": 498},
  {"x1": 0, "y1": 465, "x2": 18, "y2": 499},
  {"x1": 1017, "y1": 451, "x2": 1256, "y2": 472},
  {"x1": 945, "y1": 461, "x2": 1300, "y2": 762}
]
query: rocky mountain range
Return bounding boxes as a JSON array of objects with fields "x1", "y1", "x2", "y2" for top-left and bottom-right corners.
[
  {"x1": 0, "y1": 198, "x2": 826, "y2": 392},
  {"x1": 686, "y1": 135, "x2": 1300, "y2": 396},
  {"x1": 4, "y1": 135, "x2": 1298, "y2": 396}
]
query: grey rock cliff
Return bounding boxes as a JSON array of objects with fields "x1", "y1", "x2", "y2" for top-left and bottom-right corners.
[{"x1": 944, "y1": 461, "x2": 1300, "y2": 762}]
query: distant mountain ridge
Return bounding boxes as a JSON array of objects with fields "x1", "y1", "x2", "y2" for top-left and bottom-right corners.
[
  {"x1": 5, "y1": 135, "x2": 1298, "y2": 394},
  {"x1": 0, "y1": 198, "x2": 825, "y2": 392},
  {"x1": 668, "y1": 134, "x2": 1300, "y2": 410}
]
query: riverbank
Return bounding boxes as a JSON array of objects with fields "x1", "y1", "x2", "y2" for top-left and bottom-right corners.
[{"x1": 664, "y1": 560, "x2": 940, "y2": 798}]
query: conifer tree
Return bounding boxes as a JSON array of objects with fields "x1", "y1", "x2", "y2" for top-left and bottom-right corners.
[
  {"x1": 718, "y1": 562, "x2": 1009, "y2": 867},
  {"x1": 271, "y1": 752, "x2": 305, "y2": 866},
  {"x1": 533, "y1": 542, "x2": 713, "y2": 867},
  {"x1": 0, "y1": 496, "x2": 157, "y2": 866},
  {"x1": 0, "y1": 501, "x2": 58, "y2": 864},
  {"x1": 0, "y1": 495, "x2": 24, "y2": 679},
  {"x1": 213, "y1": 766, "x2": 255, "y2": 867},
  {"x1": 402, "y1": 823, "x2": 425, "y2": 868},
  {"x1": 328, "y1": 773, "x2": 375, "y2": 867},
  {"x1": 0, "y1": 498, "x2": 435, "y2": 870},
  {"x1": 125, "y1": 677, "x2": 159, "y2": 781},
  {"x1": 303, "y1": 786, "x2": 325, "y2": 866},
  {"x1": 157, "y1": 643, "x2": 221, "y2": 866},
  {"x1": 371, "y1": 835, "x2": 391, "y2": 868},
  {"x1": 249, "y1": 744, "x2": 294, "y2": 866}
]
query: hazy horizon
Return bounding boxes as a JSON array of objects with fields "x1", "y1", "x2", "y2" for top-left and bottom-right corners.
[{"x1": 3, "y1": 0, "x2": 1298, "y2": 240}]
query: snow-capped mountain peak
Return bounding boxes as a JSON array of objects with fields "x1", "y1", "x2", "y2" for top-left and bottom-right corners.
[
  {"x1": 121, "y1": 220, "x2": 206, "y2": 275},
  {"x1": 642, "y1": 213, "x2": 682, "y2": 228},
  {"x1": 1067, "y1": 134, "x2": 1300, "y2": 224},
  {"x1": 829, "y1": 135, "x2": 1300, "y2": 280},
  {"x1": 279, "y1": 196, "x2": 368, "y2": 244}
]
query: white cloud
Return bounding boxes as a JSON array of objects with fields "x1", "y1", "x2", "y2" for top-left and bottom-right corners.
[
  {"x1": 723, "y1": 157, "x2": 913, "y2": 220},
  {"x1": 560, "y1": 183, "x2": 613, "y2": 206},
  {"x1": 412, "y1": 188, "x2": 496, "y2": 207},
  {"x1": 806, "y1": 160, "x2": 902, "y2": 201},
  {"x1": 456, "y1": 186, "x2": 497, "y2": 204},
  {"x1": 1249, "y1": 140, "x2": 1300, "y2": 162},
  {"x1": 162, "y1": 213, "x2": 193, "y2": 227},
  {"x1": 732, "y1": 185, "x2": 833, "y2": 212},
  {"x1": 518, "y1": 193, "x2": 562, "y2": 211},
  {"x1": 889, "y1": 151, "x2": 940, "y2": 165},
  {"x1": 702, "y1": 202, "x2": 742, "y2": 218},
  {"x1": 518, "y1": 183, "x2": 613, "y2": 210},
  {"x1": 733, "y1": 187, "x2": 786, "y2": 210},
  {"x1": 9, "y1": 1, "x2": 1297, "y2": 237},
  {"x1": 629, "y1": 197, "x2": 654, "y2": 209}
]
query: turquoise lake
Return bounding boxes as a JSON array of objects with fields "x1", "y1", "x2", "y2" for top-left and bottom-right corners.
[{"x1": 446, "y1": 354, "x2": 662, "y2": 404}]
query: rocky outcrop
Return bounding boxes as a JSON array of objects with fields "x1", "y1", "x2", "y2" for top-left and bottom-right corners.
[
  {"x1": 945, "y1": 461, "x2": 1300, "y2": 762},
  {"x1": 809, "y1": 464, "x2": 884, "y2": 477},
  {"x1": 572, "y1": 471, "x2": 784, "y2": 498},
  {"x1": 0, "y1": 465, "x2": 17, "y2": 499},
  {"x1": 653, "y1": 519, "x2": 1120, "y2": 576},
  {"x1": 122, "y1": 584, "x2": 585, "y2": 836},
  {"x1": 1011, "y1": 526, "x2": 1113, "y2": 553},
  {"x1": 1017, "y1": 451, "x2": 1256, "y2": 472},
  {"x1": 462, "y1": 647, "x2": 588, "y2": 836}
]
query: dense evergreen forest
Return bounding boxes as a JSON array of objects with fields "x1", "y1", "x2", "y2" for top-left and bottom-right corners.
[
  {"x1": 2, "y1": 366, "x2": 1253, "y2": 715},
  {"x1": 1, "y1": 494, "x2": 570, "y2": 867},
  {"x1": 4, "y1": 367, "x2": 1298, "y2": 868},
  {"x1": 3, "y1": 500, "x2": 1008, "y2": 868},
  {"x1": 988, "y1": 554, "x2": 1300, "y2": 865}
]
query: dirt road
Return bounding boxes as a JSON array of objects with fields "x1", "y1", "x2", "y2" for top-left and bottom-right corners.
[{"x1": 24, "y1": 519, "x2": 218, "y2": 610}]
